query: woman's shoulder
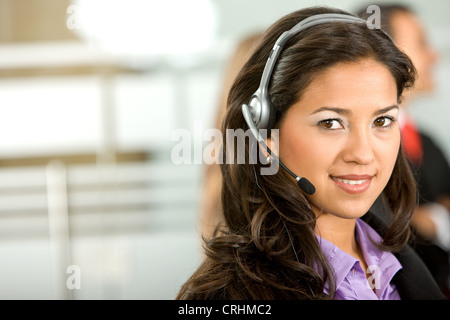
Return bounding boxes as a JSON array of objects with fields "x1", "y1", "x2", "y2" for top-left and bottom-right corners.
[{"x1": 362, "y1": 212, "x2": 446, "y2": 299}]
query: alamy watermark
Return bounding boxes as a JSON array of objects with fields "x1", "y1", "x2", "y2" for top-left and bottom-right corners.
[
  {"x1": 66, "y1": 264, "x2": 81, "y2": 290},
  {"x1": 170, "y1": 121, "x2": 279, "y2": 175},
  {"x1": 366, "y1": 5, "x2": 381, "y2": 30},
  {"x1": 366, "y1": 265, "x2": 381, "y2": 290},
  {"x1": 66, "y1": 4, "x2": 81, "y2": 30}
]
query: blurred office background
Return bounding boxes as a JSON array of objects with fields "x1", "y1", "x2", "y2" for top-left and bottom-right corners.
[{"x1": 0, "y1": 0, "x2": 448, "y2": 299}]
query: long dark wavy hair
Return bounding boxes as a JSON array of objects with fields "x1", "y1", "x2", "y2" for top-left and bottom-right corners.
[{"x1": 176, "y1": 6, "x2": 417, "y2": 300}]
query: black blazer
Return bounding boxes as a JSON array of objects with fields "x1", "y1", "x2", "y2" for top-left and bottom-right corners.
[{"x1": 362, "y1": 212, "x2": 446, "y2": 300}]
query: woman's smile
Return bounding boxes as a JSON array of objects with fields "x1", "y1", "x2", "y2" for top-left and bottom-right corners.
[{"x1": 330, "y1": 174, "x2": 374, "y2": 194}]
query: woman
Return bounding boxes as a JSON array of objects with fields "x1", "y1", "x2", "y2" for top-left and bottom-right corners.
[{"x1": 176, "y1": 6, "x2": 445, "y2": 300}]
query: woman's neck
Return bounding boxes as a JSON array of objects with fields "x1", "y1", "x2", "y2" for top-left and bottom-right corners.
[{"x1": 315, "y1": 212, "x2": 359, "y2": 257}]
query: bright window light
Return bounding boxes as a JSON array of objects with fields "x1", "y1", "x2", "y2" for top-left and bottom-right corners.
[{"x1": 69, "y1": 0, "x2": 217, "y2": 57}]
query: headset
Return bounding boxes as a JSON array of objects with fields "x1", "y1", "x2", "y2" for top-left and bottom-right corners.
[{"x1": 242, "y1": 13, "x2": 394, "y2": 195}]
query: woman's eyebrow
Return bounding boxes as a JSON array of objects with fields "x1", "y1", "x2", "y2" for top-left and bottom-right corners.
[
  {"x1": 309, "y1": 106, "x2": 351, "y2": 116},
  {"x1": 373, "y1": 105, "x2": 399, "y2": 115},
  {"x1": 309, "y1": 105, "x2": 399, "y2": 116}
]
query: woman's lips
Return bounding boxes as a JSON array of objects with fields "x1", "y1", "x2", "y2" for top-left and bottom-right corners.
[{"x1": 331, "y1": 174, "x2": 373, "y2": 194}]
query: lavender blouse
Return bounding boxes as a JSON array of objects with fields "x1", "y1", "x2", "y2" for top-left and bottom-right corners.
[{"x1": 316, "y1": 218, "x2": 402, "y2": 300}]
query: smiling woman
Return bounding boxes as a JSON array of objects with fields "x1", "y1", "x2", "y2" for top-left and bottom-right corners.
[{"x1": 175, "y1": 6, "x2": 446, "y2": 300}]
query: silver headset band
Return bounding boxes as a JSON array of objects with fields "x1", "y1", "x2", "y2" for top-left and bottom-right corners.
[{"x1": 258, "y1": 13, "x2": 395, "y2": 97}]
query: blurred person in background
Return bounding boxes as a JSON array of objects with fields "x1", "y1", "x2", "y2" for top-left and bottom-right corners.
[
  {"x1": 200, "y1": 33, "x2": 261, "y2": 239},
  {"x1": 358, "y1": 3, "x2": 450, "y2": 298}
]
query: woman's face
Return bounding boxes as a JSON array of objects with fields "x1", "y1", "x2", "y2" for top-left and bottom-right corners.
[{"x1": 276, "y1": 59, "x2": 400, "y2": 219}]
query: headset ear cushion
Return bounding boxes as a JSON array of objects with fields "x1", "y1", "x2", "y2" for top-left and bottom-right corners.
[{"x1": 266, "y1": 102, "x2": 277, "y2": 134}]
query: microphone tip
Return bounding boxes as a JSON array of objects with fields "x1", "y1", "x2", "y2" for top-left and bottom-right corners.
[{"x1": 297, "y1": 178, "x2": 316, "y2": 195}]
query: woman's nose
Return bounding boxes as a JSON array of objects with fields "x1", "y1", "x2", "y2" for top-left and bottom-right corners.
[{"x1": 341, "y1": 128, "x2": 375, "y2": 165}]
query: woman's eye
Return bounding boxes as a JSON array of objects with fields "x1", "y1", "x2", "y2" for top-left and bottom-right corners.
[
  {"x1": 319, "y1": 119, "x2": 342, "y2": 129},
  {"x1": 373, "y1": 116, "x2": 394, "y2": 127}
]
